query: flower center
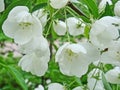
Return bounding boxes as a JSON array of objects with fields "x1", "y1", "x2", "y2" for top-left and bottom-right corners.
[
  {"x1": 19, "y1": 22, "x2": 32, "y2": 30},
  {"x1": 65, "y1": 49, "x2": 78, "y2": 61}
]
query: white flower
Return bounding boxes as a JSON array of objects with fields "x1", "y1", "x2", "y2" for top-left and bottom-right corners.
[
  {"x1": 55, "y1": 42, "x2": 100, "y2": 77},
  {"x1": 53, "y1": 20, "x2": 66, "y2": 35},
  {"x1": 98, "y1": 0, "x2": 112, "y2": 12},
  {"x1": 18, "y1": 52, "x2": 49, "y2": 76},
  {"x1": 34, "y1": 85, "x2": 44, "y2": 90},
  {"x1": 72, "y1": 86, "x2": 83, "y2": 90},
  {"x1": 87, "y1": 69, "x2": 105, "y2": 90},
  {"x1": 105, "y1": 67, "x2": 120, "y2": 84},
  {"x1": 32, "y1": 9, "x2": 48, "y2": 27},
  {"x1": 50, "y1": 0, "x2": 69, "y2": 9},
  {"x1": 2, "y1": 6, "x2": 42, "y2": 45},
  {"x1": 18, "y1": 36, "x2": 50, "y2": 76},
  {"x1": 48, "y1": 83, "x2": 65, "y2": 90},
  {"x1": 100, "y1": 39, "x2": 120, "y2": 66},
  {"x1": 66, "y1": 17, "x2": 85, "y2": 36},
  {"x1": 0, "y1": 0, "x2": 5, "y2": 12},
  {"x1": 89, "y1": 16, "x2": 120, "y2": 50},
  {"x1": 114, "y1": 1, "x2": 120, "y2": 17}
]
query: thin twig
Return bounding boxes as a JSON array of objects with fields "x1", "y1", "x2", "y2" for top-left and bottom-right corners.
[{"x1": 67, "y1": 2, "x2": 87, "y2": 17}]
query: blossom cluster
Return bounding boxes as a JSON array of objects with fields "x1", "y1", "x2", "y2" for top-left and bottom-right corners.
[
  {"x1": 2, "y1": 6, "x2": 50, "y2": 76},
  {"x1": 1, "y1": 0, "x2": 120, "y2": 90}
]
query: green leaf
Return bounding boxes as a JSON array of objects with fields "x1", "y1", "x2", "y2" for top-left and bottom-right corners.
[
  {"x1": 82, "y1": 0, "x2": 98, "y2": 18},
  {"x1": 32, "y1": 3, "x2": 47, "y2": 12},
  {"x1": 102, "y1": 73, "x2": 112, "y2": 90},
  {"x1": 7, "y1": 66, "x2": 28, "y2": 90}
]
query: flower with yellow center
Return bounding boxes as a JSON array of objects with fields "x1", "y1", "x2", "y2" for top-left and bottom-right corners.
[
  {"x1": 55, "y1": 42, "x2": 100, "y2": 77},
  {"x1": 2, "y1": 6, "x2": 42, "y2": 45}
]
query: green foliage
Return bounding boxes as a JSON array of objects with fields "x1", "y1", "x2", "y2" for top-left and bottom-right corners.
[
  {"x1": 32, "y1": 3, "x2": 47, "y2": 12},
  {"x1": 82, "y1": 0, "x2": 99, "y2": 18},
  {"x1": 7, "y1": 65, "x2": 28, "y2": 90}
]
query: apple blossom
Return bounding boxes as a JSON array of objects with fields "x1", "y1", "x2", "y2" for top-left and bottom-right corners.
[
  {"x1": 18, "y1": 36, "x2": 50, "y2": 76},
  {"x1": 48, "y1": 83, "x2": 65, "y2": 90},
  {"x1": 114, "y1": 0, "x2": 120, "y2": 17},
  {"x1": 89, "y1": 16, "x2": 120, "y2": 50},
  {"x1": 53, "y1": 20, "x2": 66, "y2": 35},
  {"x1": 55, "y1": 42, "x2": 100, "y2": 77},
  {"x1": 98, "y1": 0, "x2": 112, "y2": 12},
  {"x1": 87, "y1": 69, "x2": 105, "y2": 90},
  {"x1": 2, "y1": 6, "x2": 42, "y2": 45},
  {"x1": 66, "y1": 17, "x2": 85, "y2": 36},
  {"x1": 18, "y1": 52, "x2": 49, "y2": 76},
  {"x1": 32, "y1": 9, "x2": 48, "y2": 27},
  {"x1": 105, "y1": 67, "x2": 120, "y2": 84},
  {"x1": 0, "y1": 0, "x2": 5, "y2": 12}
]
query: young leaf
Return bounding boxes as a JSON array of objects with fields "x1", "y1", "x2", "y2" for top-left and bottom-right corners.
[
  {"x1": 7, "y1": 65, "x2": 28, "y2": 90},
  {"x1": 102, "y1": 73, "x2": 112, "y2": 90}
]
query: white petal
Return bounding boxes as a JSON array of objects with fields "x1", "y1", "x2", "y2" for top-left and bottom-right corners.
[
  {"x1": 53, "y1": 20, "x2": 67, "y2": 35},
  {"x1": 69, "y1": 56, "x2": 89, "y2": 77},
  {"x1": 8, "y1": 6, "x2": 29, "y2": 18},
  {"x1": 18, "y1": 53, "x2": 49, "y2": 76},
  {"x1": 50, "y1": 0, "x2": 69, "y2": 9},
  {"x1": 0, "y1": 0, "x2": 5, "y2": 12},
  {"x1": 55, "y1": 43, "x2": 69, "y2": 62},
  {"x1": 67, "y1": 43, "x2": 87, "y2": 54},
  {"x1": 105, "y1": 67, "x2": 120, "y2": 84},
  {"x1": 2, "y1": 19, "x2": 18, "y2": 38},
  {"x1": 66, "y1": 17, "x2": 85, "y2": 36},
  {"x1": 114, "y1": 1, "x2": 120, "y2": 17},
  {"x1": 80, "y1": 42, "x2": 100, "y2": 62},
  {"x1": 14, "y1": 29, "x2": 32, "y2": 45},
  {"x1": 48, "y1": 83, "x2": 65, "y2": 90}
]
